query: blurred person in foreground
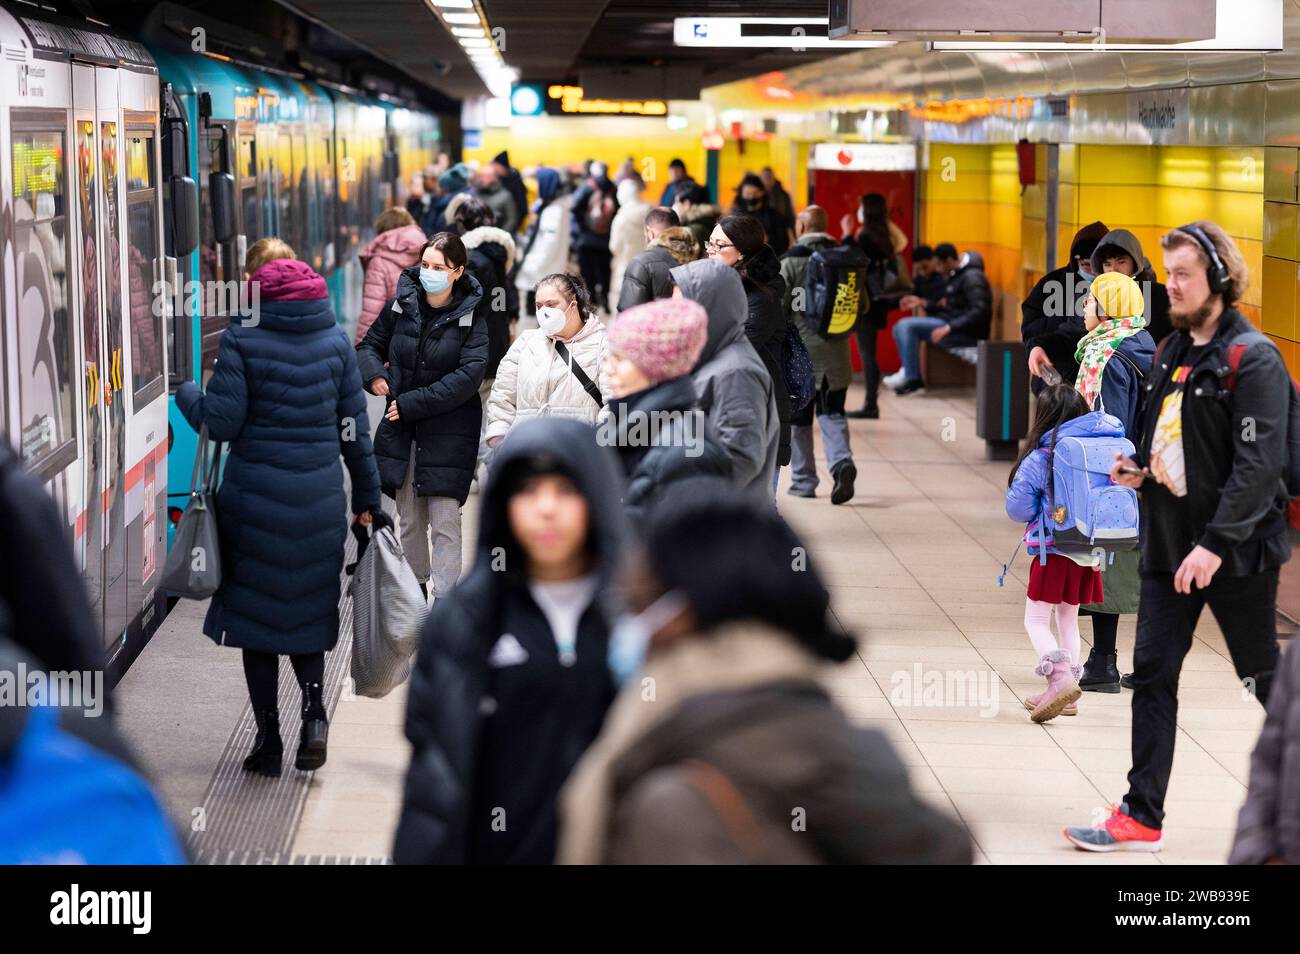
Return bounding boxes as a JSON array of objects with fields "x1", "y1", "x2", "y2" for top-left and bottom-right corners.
[{"x1": 558, "y1": 485, "x2": 973, "y2": 864}]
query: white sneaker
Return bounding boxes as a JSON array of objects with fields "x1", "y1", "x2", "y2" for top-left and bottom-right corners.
[{"x1": 882, "y1": 370, "x2": 908, "y2": 390}]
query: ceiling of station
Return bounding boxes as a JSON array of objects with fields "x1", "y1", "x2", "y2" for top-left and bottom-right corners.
[{"x1": 283, "y1": 0, "x2": 856, "y2": 101}]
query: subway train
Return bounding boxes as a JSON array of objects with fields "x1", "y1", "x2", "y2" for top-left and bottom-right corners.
[{"x1": 0, "y1": 0, "x2": 448, "y2": 683}]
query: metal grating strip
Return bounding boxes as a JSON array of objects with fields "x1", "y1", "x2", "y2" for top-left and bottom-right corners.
[{"x1": 185, "y1": 523, "x2": 367, "y2": 862}]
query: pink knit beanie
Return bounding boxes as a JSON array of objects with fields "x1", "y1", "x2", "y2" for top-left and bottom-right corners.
[{"x1": 607, "y1": 298, "x2": 708, "y2": 386}]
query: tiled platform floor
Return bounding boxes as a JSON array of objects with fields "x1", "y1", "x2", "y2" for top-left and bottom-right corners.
[{"x1": 271, "y1": 385, "x2": 1274, "y2": 863}]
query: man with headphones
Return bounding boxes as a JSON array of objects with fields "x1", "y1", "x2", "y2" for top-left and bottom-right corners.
[{"x1": 1065, "y1": 220, "x2": 1290, "y2": 854}]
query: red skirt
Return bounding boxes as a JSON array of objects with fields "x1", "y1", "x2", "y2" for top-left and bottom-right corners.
[{"x1": 1027, "y1": 553, "x2": 1104, "y2": 605}]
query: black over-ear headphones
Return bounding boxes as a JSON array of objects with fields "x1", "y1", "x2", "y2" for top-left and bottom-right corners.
[{"x1": 1176, "y1": 223, "x2": 1231, "y2": 295}]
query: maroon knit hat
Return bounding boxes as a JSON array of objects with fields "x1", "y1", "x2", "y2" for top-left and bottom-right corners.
[{"x1": 607, "y1": 298, "x2": 708, "y2": 386}]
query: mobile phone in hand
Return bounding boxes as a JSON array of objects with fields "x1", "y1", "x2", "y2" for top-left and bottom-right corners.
[
  {"x1": 1039, "y1": 365, "x2": 1062, "y2": 387},
  {"x1": 1118, "y1": 465, "x2": 1150, "y2": 478}
]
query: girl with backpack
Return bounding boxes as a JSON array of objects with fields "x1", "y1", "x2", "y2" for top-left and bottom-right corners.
[
  {"x1": 1073, "y1": 272, "x2": 1156, "y2": 694},
  {"x1": 1005, "y1": 385, "x2": 1110, "y2": 723}
]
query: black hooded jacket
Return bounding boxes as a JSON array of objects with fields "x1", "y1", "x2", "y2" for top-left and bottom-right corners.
[
  {"x1": 610, "y1": 375, "x2": 733, "y2": 522},
  {"x1": 934, "y1": 251, "x2": 992, "y2": 342},
  {"x1": 357, "y1": 268, "x2": 488, "y2": 503},
  {"x1": 739, "y1": 245, "x2": 792, "y2": 466},
  {"x1": 392, "y1": 418, "x2": 627, "y2": 864}
]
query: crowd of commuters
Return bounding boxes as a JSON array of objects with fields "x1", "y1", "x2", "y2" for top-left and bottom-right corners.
[{"x1": 4, "y1": 141, "x2": 1296, "y2": 868}]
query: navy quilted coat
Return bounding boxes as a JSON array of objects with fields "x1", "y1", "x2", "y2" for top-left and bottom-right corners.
[
  {"x1": 176, "y1": 259, "x2": 382, "y2": 653},
  {"x1": 356, "y1": 267, "x2": 488, "y2": 504}
]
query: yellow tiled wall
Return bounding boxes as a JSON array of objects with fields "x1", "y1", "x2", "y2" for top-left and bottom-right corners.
[
  {"x1": 1263, "y1": 146, "x2": 1300, "y2": 373},
  {"x1": 921, "y1": 143, "x2": 1023, "y2": 337}
]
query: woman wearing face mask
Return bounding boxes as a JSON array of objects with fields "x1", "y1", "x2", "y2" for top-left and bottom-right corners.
[
  {"x1": 357, "y1": 232, "x2": 488, "y2": 603},
  {"x1": 484, "y1": 273, "x2": 610, "y2": 447},
  {"x1": 558, "y1": 485, "x2": 973, "y2": 864},
  {"x1": 602, "y1": 298, "x2": 731, "y2": 521},
  {"x1": 392, "y1": 418, "x2": 626, "y2": 864},
  {"x1": 707, "y1": 214, "x2": 792, "y2": 481}
]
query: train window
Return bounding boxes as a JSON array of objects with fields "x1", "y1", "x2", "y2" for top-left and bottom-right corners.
[
  {"x1": 125, "y1": 128, "x2": 164, "y2": 407},
  {"x1": 10, "y1": 119, "x2": 76, "y2": 474},
  {"x1": 100, "y1": 122, "x2": 125, "y2": 418}
]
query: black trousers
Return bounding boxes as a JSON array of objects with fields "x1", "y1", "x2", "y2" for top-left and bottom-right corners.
[
  {"x1": 577, "y1": 246, "x2": 612, "y2": 309},
  {"x1": 242, "y1": 649, "x2": 326, "y2": 715},
  {"x1": 1124, "y1": 570, "x2": 1280, "y2": 830},
  {"x1": 854, "y1": 320, "x2": 881, "y2": 409}
]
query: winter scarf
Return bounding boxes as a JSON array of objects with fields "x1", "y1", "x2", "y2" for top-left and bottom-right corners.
[{"x1": 1073, "y1": 315, "x2": 1146, "y2": 409}]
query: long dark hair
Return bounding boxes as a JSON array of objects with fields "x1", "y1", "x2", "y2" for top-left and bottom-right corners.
[
  {"x1": 857, "y1": 193, "x2": 893, "y2": 259},
  {"x1": 717, "y1": 213, "x2": 771, "y2": 288},
  {"x1": 1008, "y1": 385, "x2": 1091, "y2": 487}
]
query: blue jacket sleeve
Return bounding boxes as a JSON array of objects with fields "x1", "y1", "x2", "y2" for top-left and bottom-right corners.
[
  {"x1": 1006, "y1": 449, "x2": 1047, "y2": 522},
  {"x1": 175, "y1": 328, "x2": 247, "y2": 442},
  {"x1": 336, "y1": 334, "x2": 382, "y2": 514}
]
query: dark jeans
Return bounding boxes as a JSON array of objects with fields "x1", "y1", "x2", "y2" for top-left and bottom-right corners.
[
  {"x1": 577, "y1": 245, "x2": 612, "y2": 309},
  {"x1": 242, "y1": 649, "x2": 326, "y2": 716},
  {"x1": 854, "y1": 322, "x2": 880, "y2": 410},
  {"x1": 1124, "y1": 570, "x2": 1280, "y2": 830}
]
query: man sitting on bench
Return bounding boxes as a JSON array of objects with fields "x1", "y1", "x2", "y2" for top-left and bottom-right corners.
[{"x1": 886, "y1": 246, "x2": 992, "y2": 396}]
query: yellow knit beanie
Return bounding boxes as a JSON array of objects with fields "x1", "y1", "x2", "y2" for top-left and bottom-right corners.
[{"x1": 1090, "y1": 271, "x2": 1145, "y2": 320}]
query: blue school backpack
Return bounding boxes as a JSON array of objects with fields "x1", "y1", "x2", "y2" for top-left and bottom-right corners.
[
  {"x1": 1046, "y1": 419, "x2": 1140, "y2": 556},
  {"x1": 999, "y1": 411, "x2": 1139, "y2": 586}
]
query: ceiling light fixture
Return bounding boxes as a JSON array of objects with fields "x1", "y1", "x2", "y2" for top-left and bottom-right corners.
[
  {"x1": 443, "y1": 12, "x2": 482, "y2": 25},
  {"x1": 431, "y1": 0, "x2": 473, "y2": 7},
  {"x1": 451, "y1": 26, "x2": 486, "y2": 38}
]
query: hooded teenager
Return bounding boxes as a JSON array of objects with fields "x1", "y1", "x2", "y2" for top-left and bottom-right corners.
[
  {"x1": 392, "y1": 418, "x2": 626, "y2": 864},
  {"x1": 1090, "y1": 228, "x2": 1174, "y2": 346},
  {"x1": 177, "y1": 239, "x2": 382, "y2": 775},
  {"x1": 515, "y1": 168, "x2": 572, "y2": 316},
  {"x1": 670, "y1": 259, "x2": 780, "y2": 498},
  {"x1": 603, "y1": 298, "x2": 732, "y2": 521},
  {"x1": 558, "y1": 487, "x2": 973, "y2": 864},
  {"x1": 357, "y1": 232, "x2": 488, "y2": 602},
  {"x1": 485, "y1": 273, "x2": 610, "y2": 446},
  {"x1": 708, "y1": 214, "x2": 792, "y2": 472}
]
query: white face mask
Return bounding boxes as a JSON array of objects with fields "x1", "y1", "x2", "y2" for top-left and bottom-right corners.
[{"x1": 536, "y1": 305, "x2": 569, "y2": 337}]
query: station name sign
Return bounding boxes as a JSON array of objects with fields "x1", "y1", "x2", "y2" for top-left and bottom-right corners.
[{"x1": 1128, "y1": 87, "x2": 1190, "y2": 145}]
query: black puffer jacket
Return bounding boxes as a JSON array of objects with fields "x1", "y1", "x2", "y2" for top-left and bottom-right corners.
[
  {"x1": 357, "y1": 268, "x2": 487, "y2": 503},
  {"x1": 934, "y1": 251, "x2": 992, "y2": 342},
  {"x1": 740, "y1": 245, "x2": 792, "y2": 466},
  {"x1": 392, "y1": 419, "x2": 627, "y2": 864},
  {"x1": 610, "y1": 375, "x2": 733, "y2": 522}
]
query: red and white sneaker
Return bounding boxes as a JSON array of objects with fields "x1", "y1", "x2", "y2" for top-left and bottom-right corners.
[{"x1": 1064, "y1": 803, "x2": 1163, "y2": 852}]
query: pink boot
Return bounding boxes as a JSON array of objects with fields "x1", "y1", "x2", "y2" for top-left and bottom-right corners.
[{"x1": 1030, "y1": 650, "x2": 1081, "y2": 723}]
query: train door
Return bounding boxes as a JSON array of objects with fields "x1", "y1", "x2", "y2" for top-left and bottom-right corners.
[{"x1": 72, "y1": 62, "x2": 128, "y2": 653}]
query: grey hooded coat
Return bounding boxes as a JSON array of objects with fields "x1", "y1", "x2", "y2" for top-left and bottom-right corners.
[{"x1": 670, "y1": 259, "x2": 779, "y2": 496}]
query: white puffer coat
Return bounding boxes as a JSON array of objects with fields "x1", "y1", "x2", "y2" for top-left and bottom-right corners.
[{"x1": 484, "y1": 316, "x2": 610, "y2": 445}]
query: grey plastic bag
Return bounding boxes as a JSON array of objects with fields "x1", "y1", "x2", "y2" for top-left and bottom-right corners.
[
  {"x1": 349, "y1": 523, "x2": 425, "y2": 698},
  {"x1": 161, "y1": 425, "x2": 223, "y2": 599}
]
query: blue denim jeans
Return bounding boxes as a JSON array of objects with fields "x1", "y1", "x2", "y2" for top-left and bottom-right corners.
[
  {"x1": 891, "y1": 316, "x2": 947, "y2": 382},
  {"x1": 788, "y1": 387, "x2": 853, "y2": 494}
]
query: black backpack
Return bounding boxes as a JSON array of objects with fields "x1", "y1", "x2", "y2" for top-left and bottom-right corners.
[{"x1": 801, "y1": 244, "x2": 867, "y2": 339}]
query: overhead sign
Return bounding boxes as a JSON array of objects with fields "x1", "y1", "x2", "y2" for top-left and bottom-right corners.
[
  {"x1": 545, "y1": 85, "x2": 666, "y2": 116},
  {"x1": 674, "y1": 17, "x2": 892, "y2": 49},
  {"x1": 1128, "y1": 87, "x2": 1190, "y2": 145},
  {"x1": 811, "y1": 142, "x2": 916, "y2": 171}
]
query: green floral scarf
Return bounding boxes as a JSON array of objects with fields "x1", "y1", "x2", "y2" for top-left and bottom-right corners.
[{"x1": 1074, "y1": 315, "x2": 1146, "y2": 410}]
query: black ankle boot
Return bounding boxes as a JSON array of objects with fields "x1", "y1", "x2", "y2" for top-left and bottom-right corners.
[
  {"x1": 242, "y1": 707, "x2": 283, "y2": 776},
  {"x1": 295, "y1": 681, "x2": 329, "y2": 771},
  {"x1": 1079, "y1": 649, "x2": 1121, "y2": 693}
]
